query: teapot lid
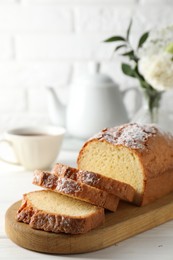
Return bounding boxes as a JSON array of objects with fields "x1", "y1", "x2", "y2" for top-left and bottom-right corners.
[{"x1": 75, "y1": 62, "x2": 117, "y2": 87}]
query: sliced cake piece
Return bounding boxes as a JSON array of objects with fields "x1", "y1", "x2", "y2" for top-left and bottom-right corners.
[
  {"x1": 17, "y1": 190, "x2": 105, "y2": 234},
  {"x1": 33, "y1": 170, "x2": 119, "y2": 212},
  {"x1": 77, "y1": 123, "x2": 173, "y2": 206},
  {"x1": 52, "y1": 163, "x2": 135, "y2": 202}
]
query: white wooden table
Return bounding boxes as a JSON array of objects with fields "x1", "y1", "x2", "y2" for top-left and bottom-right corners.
[{"x1": 1, "y1": 149, "x2": 173, "y2": 260}]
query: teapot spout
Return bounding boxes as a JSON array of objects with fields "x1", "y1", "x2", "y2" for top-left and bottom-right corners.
[{"x1": 47, "y1": 86, "x2": 66, "y2": 127}]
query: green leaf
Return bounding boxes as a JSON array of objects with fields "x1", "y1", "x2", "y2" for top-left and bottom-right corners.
[
  {"x1": 103, "y1": 36, "x2": 125, "y2": 43},
  {"x1": 121, "y1": 50, "x2": 134, "y2": 57},
  {"x1": 126, "y1": 19, "x2": 132, "y2": 41},
  {"x1": 121, "y1": 50, "x2": 138, "y2": 62},
  {"x1": 114, "y1": 44, "x2": 127, "y2": 51},
  {"x1": 121, "y1": 63, "x2": 135, "y2": 78},
  {"x1": 133, "y1": 65, "x2": 153, "y2": 90},
  {"x1": 138, "y1": 31, "x2": 149, "y2": 48}
]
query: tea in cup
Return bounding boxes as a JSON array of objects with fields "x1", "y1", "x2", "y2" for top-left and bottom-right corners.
[{"x1": 0, "y1": 126, "x2": 65, "y2": 170}]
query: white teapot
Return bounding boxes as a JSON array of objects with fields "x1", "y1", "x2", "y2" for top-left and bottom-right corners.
[{"x1": 47, "y1": 64, "x2": 138, "y2": 139}]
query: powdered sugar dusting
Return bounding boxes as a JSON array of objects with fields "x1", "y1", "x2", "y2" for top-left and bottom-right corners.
[
  {"x1": 79, "y1": 170, "x2": 100, "y2": 185},
  {"x1": 94, "y1": 123, "x2": 158, "y2": 150},
  {"x1": 56, "y1": 177, "x2": 82, "y2": 194},
  {"x1": 60, "y1": 216, "x2": 71, "y2": 228},
  {"x1": 33, "y1": 170, "x2": 41, "y2": 184}
]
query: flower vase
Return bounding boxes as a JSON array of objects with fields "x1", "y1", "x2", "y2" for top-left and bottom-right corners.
[{"x1": 131, "y1": 89, "x2": 162, "y2": 125}]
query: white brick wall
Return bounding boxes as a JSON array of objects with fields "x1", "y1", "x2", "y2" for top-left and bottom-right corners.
[
  {"x1": 15, "y1": 33, "x2": 114, "y2": 60},
  {"x1": 0, "y1": 5, "x2": 73, "y2": 32},
  {"x1": 0, "y1": 0, "x2": 173, "y2": 131}
]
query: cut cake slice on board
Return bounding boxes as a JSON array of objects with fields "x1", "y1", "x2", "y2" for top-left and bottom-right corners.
[
  {"x1": 33, "y1": 170, "x2": 119, "y2": 212},
  {"x1": 16, "y1": 190, "x2": 105, "y2": 234},
  {"x1": 52, "y1": 163, "x2": 135, "y2": 202}
]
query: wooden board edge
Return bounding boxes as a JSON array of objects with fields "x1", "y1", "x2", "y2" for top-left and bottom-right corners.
[{"x1": 5, "y1": 196, "x2": 173, "y2": 254}]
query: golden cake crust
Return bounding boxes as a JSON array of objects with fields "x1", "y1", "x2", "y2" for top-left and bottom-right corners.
[{"x1": 77, "y1": 123, "x2": 173, "y2": 206}]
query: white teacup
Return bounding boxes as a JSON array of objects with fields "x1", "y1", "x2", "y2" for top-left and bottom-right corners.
[{"x1": 0, "y1": 126, "x2": 65, "y2": 170}]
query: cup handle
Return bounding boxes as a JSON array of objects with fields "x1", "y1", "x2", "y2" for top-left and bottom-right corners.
[{"x1": 0, "y1": 139, "x2": 20, "y2": 165}]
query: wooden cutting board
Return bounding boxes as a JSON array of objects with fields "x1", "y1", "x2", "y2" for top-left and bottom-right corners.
[{"x1": 5, "y1": 193, "x2": 173, "y2": 254}]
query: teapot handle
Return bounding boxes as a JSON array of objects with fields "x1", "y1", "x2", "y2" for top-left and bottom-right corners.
[{"x1": 121, "y1": 87, "x2": 142, "y2": 119}]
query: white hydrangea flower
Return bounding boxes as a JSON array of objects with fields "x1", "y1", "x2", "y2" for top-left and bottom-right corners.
[
  {"x1": 139, "y1": 52, "x2": 173, "y2": 91},
  {"x1": 139, "y1": 26, "x2": 173, "y2": 58},
  {"x1": 138, "y1": 26, "x2": 173, "y2": 91}
]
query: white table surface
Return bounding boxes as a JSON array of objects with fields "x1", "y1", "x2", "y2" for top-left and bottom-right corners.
[{"x1": 1, "y1": 147, "x2": 173, "y2": 260}]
